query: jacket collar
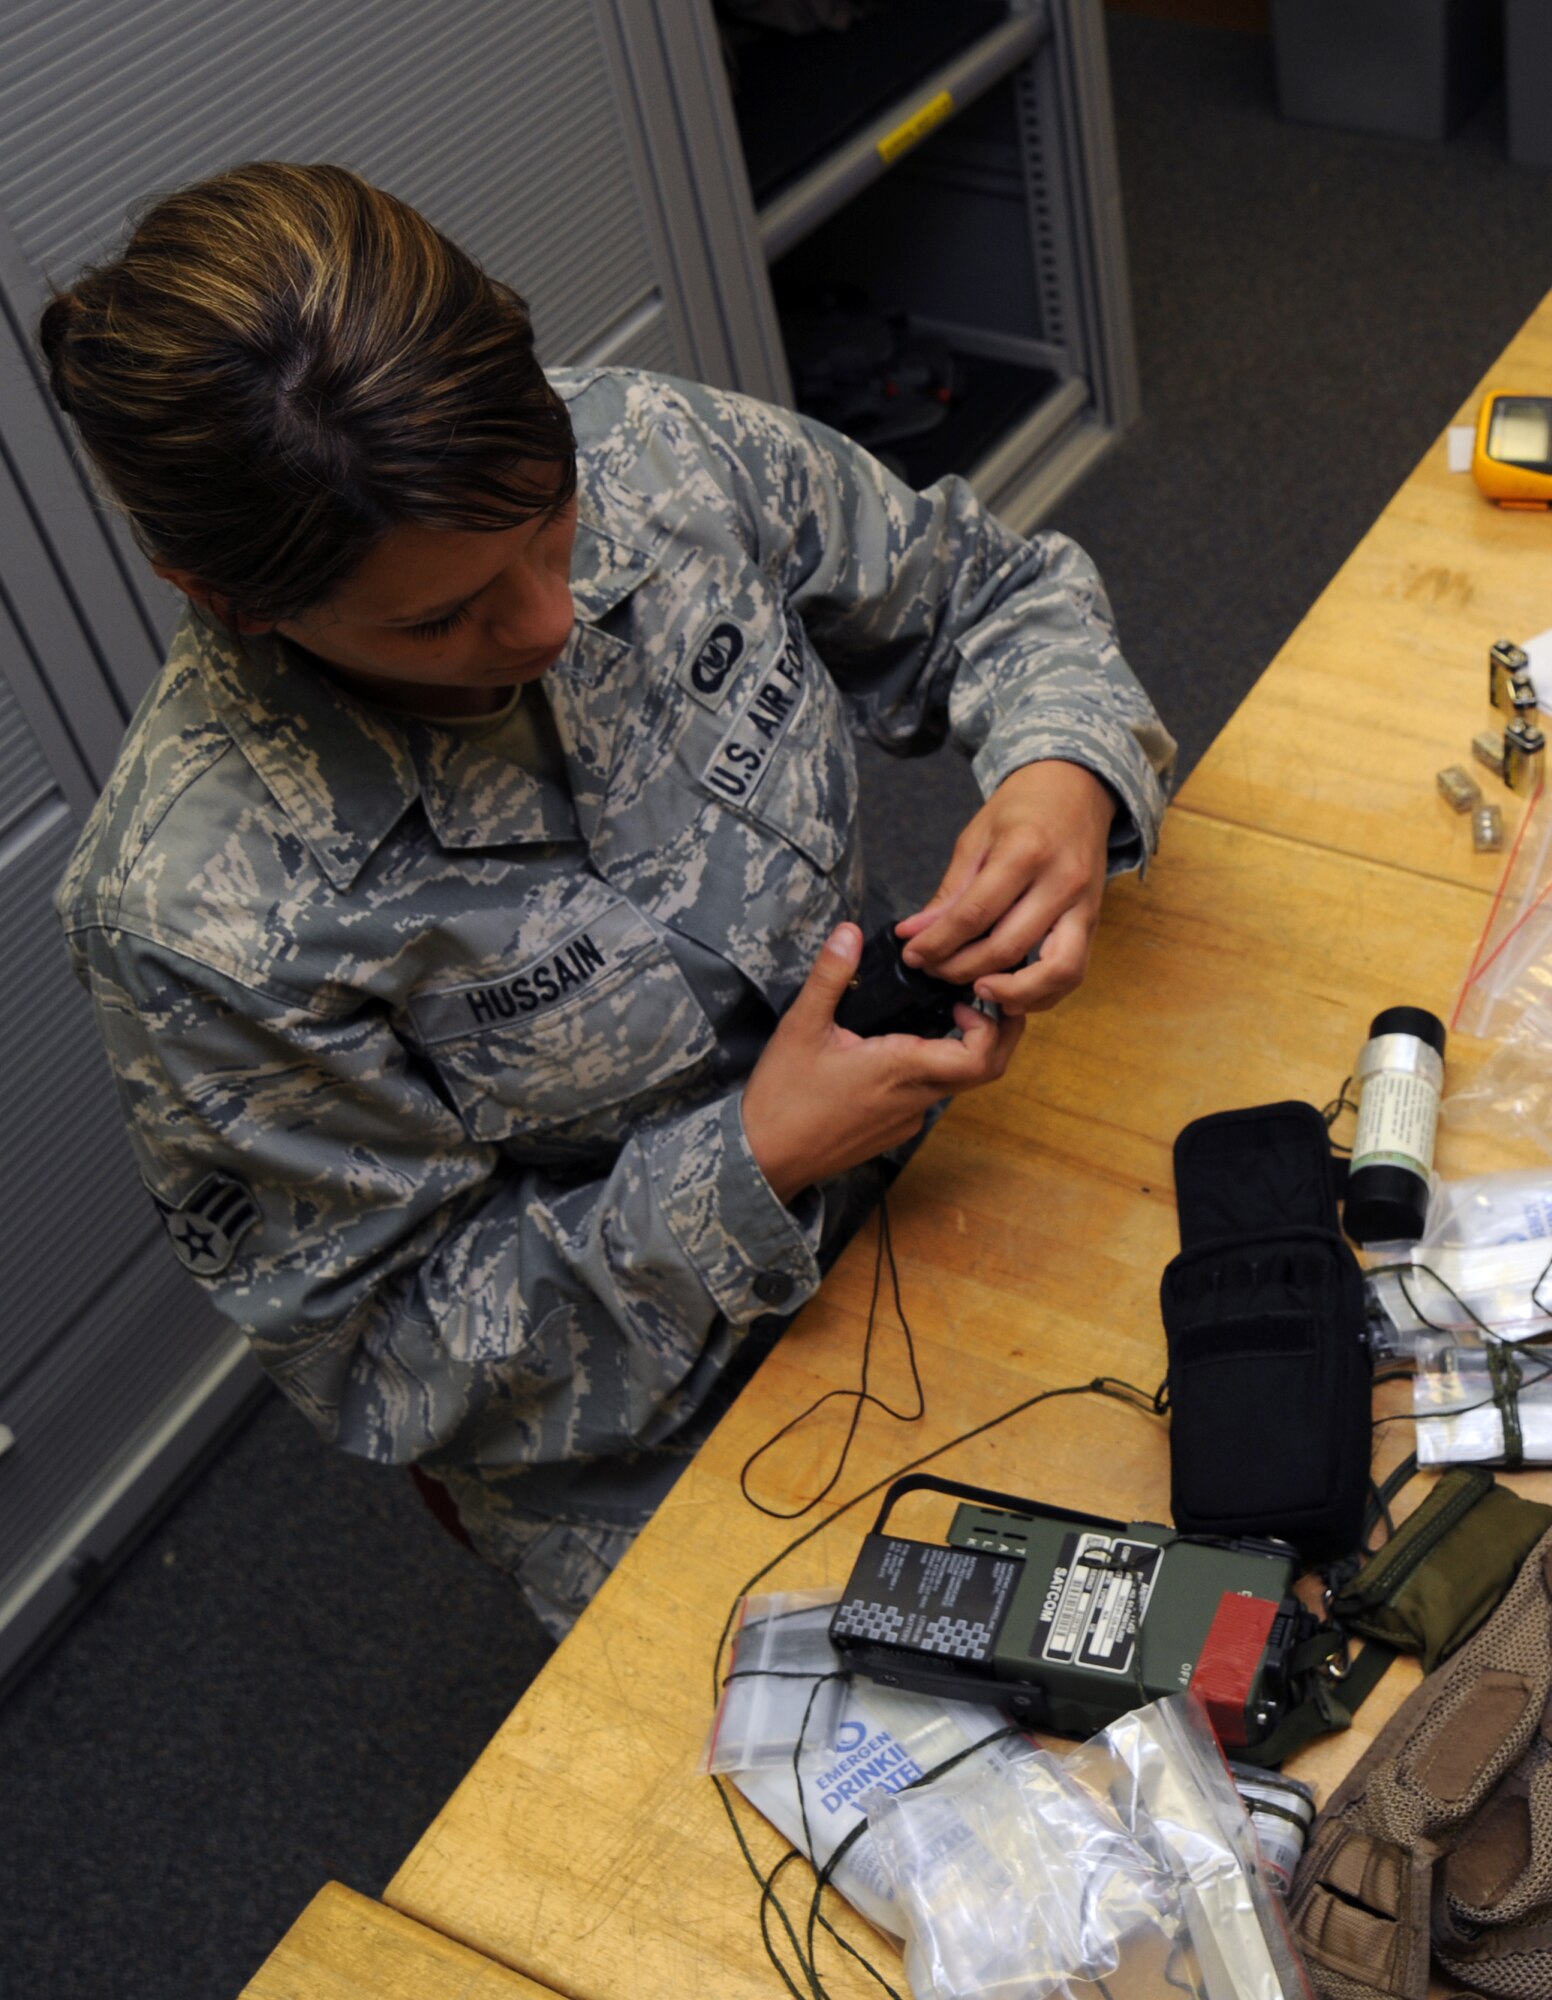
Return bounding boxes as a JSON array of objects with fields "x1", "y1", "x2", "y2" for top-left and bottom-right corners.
[{"x1": 193, "y1": 489, "x2": 657, "y2": 890}]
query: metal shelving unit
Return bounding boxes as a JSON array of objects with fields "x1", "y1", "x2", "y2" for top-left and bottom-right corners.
[
  {"x1": 637, "y1": 0, "x2": 1138, "y2": 535},
  {"x1": 756, "y1": 10, "x2": 1047, "y2": 259}
]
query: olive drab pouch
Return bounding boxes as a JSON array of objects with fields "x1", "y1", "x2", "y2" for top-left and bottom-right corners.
[
  {"x1": 1329, "y1": 1465, "x2": 1552, "y2": 1674},
  {"x1": 1161, "y1": 1102, "x2": 1373, "y2": 1559}
]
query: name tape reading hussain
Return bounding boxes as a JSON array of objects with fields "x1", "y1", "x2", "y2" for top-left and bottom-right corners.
[
  {"x1": 409, "y1": 903, "x2": 643, "y2": 1043},
  {"x1": 701, "y1": 638, "x2": 808, "y2": 806}
]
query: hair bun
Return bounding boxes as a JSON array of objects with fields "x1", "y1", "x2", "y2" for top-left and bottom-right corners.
[{"x1": 36, "y1": 291, "x2": 79, "y2": 414}]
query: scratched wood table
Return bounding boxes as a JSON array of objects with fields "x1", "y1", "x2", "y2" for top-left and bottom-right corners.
[
  {"x1": 1178, "y1": 286, "x2": 1552, "y2": 890},
  {"x1": 238, "y1": 1881, "x2": 561, "y2": 1999},
  {"x1": 382, "y1": 806, "x2": 1552, "y2": 1999}
]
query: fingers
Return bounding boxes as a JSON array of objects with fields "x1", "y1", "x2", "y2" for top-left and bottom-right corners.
[
  {"x1": 972, "y1": 904, "x2": 1094, "y2": 1016},
  {"x1": 902, "y1": 832, "x2": 1083, "y2": 974},
  {"x1": 887, "y1": 1004, "x2": 1025, "y2": 1094},
  {"x1": 783, "y1": 923, "x2": 863, "y2": 1033}
]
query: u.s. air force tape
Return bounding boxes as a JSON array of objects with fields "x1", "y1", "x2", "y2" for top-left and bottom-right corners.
[
  {"x1": 701, "y1": 639, "x2": 807, "y2": 807},
  {"x1": 148, "y1": 1173, "x2": 261, "y2": 1277}
]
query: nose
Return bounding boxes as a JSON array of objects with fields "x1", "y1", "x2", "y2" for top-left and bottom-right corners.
[{"x1": 486, "y1": 562, "x2": 569, "y2": 656}]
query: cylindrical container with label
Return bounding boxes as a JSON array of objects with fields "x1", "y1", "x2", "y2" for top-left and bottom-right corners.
[
  {"x1": 1344, "y1": 1006, "x2": 1446, "y2": 1245},
  {"x1": 1229, "y1": 1762, "x2": 1317, "y2": 1896}
]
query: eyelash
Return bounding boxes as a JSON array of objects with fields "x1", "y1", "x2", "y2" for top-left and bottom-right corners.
[{"x1": 406, "y1": 603, "x2": 472, "y2": 641}]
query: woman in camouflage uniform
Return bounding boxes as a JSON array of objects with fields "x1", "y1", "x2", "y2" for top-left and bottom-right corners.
[{"x1": 44, "y1": 162, "x2": 1174, "y2": 1637}]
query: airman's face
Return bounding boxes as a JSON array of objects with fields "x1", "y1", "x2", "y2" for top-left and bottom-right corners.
[{"x1": 275, "y1": 493, "x2": 579, "y2": 716}]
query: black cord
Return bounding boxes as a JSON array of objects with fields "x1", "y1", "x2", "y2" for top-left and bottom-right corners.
[
  {"x1": 1321, "y1": 1075, "x2": 1359, "y2": 1157},
  {"x1": 1373, "y1": 1348, "x2": 1552, "y2": 1431},
  {"x1": 740, "y1": 1187, "x2": 924, "y2": 1520},
  {"x1": 712, "y1": 1373, "x2": 1169, "y2": 2000},
  {"x1": 1367, "y1": 1256, "x2": 1552, "y2": 1447}
]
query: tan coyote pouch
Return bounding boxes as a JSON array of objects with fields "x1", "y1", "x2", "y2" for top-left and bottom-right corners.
[{"x1": 1291, "y1": 1528, "x2": 1552, "y2": 1998}]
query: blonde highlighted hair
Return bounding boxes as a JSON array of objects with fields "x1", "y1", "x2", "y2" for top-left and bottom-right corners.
[{"x1": 38, "y1": 161, "x2": 575, "y2": 621}]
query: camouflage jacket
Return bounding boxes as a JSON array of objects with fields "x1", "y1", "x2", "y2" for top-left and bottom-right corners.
[{"x1": 57, "y1": 368, "x2": 1175, "y2": 1502}]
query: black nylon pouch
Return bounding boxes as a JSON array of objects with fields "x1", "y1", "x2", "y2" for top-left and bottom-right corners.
[{"x1": 1162, "y1": 1102, "x2": 1373, "y2": 1559}]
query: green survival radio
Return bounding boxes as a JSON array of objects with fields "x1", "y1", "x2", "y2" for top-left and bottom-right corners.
[{"x1": 829, "y1": 1476, "x2": 1314, "y2": 1750}]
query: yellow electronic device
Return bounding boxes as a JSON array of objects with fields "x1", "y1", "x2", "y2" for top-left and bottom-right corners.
[{"x1": 1473, "y1": 391, "x2": 1552, "y2": 508}]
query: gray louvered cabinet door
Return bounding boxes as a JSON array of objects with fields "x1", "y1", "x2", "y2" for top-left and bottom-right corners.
[
  {"x1": 0, "y1": 0, "x2": 720, "y2": 662},
  {"x1": 0, "y1": 0, "x2": 735, "y2": 1689},
  {"x1": 0, "y1": 544, "x2": 258, "y2": 1695}
]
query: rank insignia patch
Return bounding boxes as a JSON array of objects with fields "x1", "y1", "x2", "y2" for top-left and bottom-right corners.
[{"x1": 149, "y1": 1174, "x2": 260, "y2": 1277}]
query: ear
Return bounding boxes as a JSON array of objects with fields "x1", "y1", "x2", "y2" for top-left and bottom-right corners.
[{"x1": 151, "y1": 563, "x2": 273, "y2": 634}]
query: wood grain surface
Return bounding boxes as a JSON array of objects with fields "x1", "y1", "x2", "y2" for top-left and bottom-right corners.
[
  {"x1": 1179, "y1": 290, "x2": 1552, "y2": 890},
  {"x1": 386, "y1": 808, "x2": 1552, "y2": 1999},
  {"x1": 240, "y1": 1881, "x2": 559, "y2": 1999}
]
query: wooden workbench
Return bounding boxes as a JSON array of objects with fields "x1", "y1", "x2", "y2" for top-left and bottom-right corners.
[
  {"x1": 239, "y1": 1881, "x2": 559, "y2": 2000},
  {"x1": 376, "y1": 291, "x2": 1552, "y2": 2000}
]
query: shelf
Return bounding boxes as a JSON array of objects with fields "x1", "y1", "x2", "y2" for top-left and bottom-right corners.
[
  {"x1": 754, "y1": 7, "x2": 1048, "y2": 261},
  {"x1": 882, "y1": 351, "x2": 1059, "y2": 490}
]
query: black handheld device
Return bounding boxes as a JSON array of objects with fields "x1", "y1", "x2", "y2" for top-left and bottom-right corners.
[{"x1": 833, "y1": 924, "x2": 977, "y2": 1039}]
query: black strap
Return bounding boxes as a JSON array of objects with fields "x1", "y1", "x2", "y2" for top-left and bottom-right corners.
[
  {"x1": 1235, "y1": 1634, "x2": 1398, "y2": 1770},
  {"x1": 1361, "y1": 1452, "x2": 1420, "y2": 1547}
]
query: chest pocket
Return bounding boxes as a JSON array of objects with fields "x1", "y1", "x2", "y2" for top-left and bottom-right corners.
[
  {"x1": 406, "y1": 884, "x2": 717, "y2": 1145},
  {"x1": 694, "y1": 621, "x2": 858, "y2": 876}
]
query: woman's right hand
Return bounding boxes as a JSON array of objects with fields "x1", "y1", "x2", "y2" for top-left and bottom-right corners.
[{"x1": 741, "y1": 923, "x2": 1025, "y2": 1207}]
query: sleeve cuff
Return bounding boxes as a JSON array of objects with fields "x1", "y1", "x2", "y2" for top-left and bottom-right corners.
[
  {"x1": 648, "y1": 1093, "x2": 823, "y2": 1326},
  {"x1": 970, "y1": 710, "x2": 1176, "y2": 878}
]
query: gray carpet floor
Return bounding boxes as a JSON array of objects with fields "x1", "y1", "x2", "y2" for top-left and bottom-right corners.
[{"x1": 7, "y1": 18, "x2": 1552, "y2": 1999}]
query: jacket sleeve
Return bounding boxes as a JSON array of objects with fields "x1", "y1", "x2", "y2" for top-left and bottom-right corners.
[
  {"x1": 73, "y1": 926, "x2": 823, "y2": 1470},
  {"x1": 668, "y1": 377, "x2": 1177, "y2": 876}
]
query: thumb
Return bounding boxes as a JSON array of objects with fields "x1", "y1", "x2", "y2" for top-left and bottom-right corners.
[{"x1": 788, "y1": 923, "x2": 863, "y2": 1030}]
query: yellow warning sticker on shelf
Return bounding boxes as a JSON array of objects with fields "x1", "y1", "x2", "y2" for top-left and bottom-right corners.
[{"x1": 877, "y1": 91, "x2": 955, "y2": 166}]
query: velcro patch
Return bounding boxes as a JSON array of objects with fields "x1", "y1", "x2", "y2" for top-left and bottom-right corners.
[
  {"x1": 409, "y1": 902, "x2": 639, "y2": 1044},
  {"x1": 149, "y1": 1173, "x2": 260, "y2": 1278},
  {"x1": 680, "y1": 619, "x2": 747, "y2": 711},
  {"x1": 700, "y1": 638, "x2": 807, "y2": 807}
]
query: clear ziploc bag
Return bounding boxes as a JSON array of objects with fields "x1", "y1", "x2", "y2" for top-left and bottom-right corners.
[
  {"x1": 860, "y1": 1698, "x2": 1309, "y2": 2000},
  {"x1": 703, "y1": 1589, "x2": 849, "y2": 1775},
  {"x1": 1425, "y1": 1168, "x2": 1552, "y2": 1246},
  {"x1": 705, "y1": 1587, "x2": 1010, "y2": 1937},
  {"x1": 1453, "y1": 784, "x2": 1552, "y2": 1047},
  {"x1": 1446, "y1": 780, "x2": 1552, "y2": 1159},
  {"x1": 1367, "y1": 1240, "x2": 1552, "y2": 1345},
  {"x1": 864, "y1": 1731, "x2": 1186, "y2": 2000},
  {"x1": 1080, "y1": 1699, "x2": 1311, "y2": 2000},
  {"x1": 1413, "y1": 1332, "x2": 1552, "y2": 1465},
  {"x1": 1366, "y1": 1169, "x2": 1552, "y2": 1353}
]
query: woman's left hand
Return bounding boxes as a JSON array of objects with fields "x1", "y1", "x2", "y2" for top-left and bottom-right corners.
[{"x1": 894, "y1": 759, "x2": 1118, "y2": 1017}]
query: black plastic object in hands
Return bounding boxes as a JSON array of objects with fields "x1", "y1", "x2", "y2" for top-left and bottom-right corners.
[{"x1": 834, "y1": 924, "x2": 977, "y2": 1039}]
